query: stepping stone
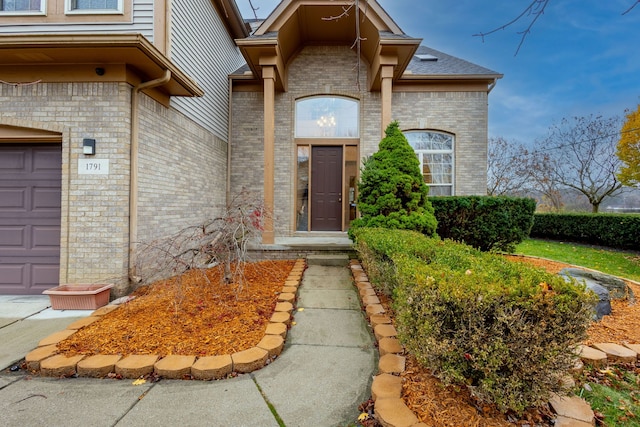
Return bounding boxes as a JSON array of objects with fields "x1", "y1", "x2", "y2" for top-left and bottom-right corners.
[
  {"x1": 623, "y1": 343, "x2": 640, "y2": 358},
  {"x1": 281, "y1": 286, "x2": 297, "y2": 294},
  {"x1": 374, "y1": 398, "x2": 419, "y2": 427},
  {"x1": 284, "y1": 279, "x2": 300, "y2": 287},
  {"x1": 232, "y1": 347, "x2": 268, "y2": 373},
  {"x1": 269, "y1": 311, "x2": 291, "y2": 325},
  {"x1": 154, "y1": 355, "x2": 195, "y2": 379},
  {"x1": 38, "y1": 329, "x2": 76, "y2": 347},
  {"x1": 25, "y1": 345, "x2": 58, "y2": 371},
  {"x1": 288, "y1": 273, "x2": 303, "y2": 281},
  {"x1": 66, "y1": 316, "x2": 100, "y2": 330},
  {"x1": 370, "y1": 314, "x2": 392, "y2": 329},
  {"x1": 374, "y1": 324, "x2": 398, "y2": 341},
  {"x1": 549, "y1": 394, "x2": 595, "y2": 424},
  {"x1": 274, "y1": 301, "x2": 294, "y2": 313},
  {"x1": 191, "y1": 355, "x2": 232, "y2": 380},
  {"x1": 362, "y1": 295, "x2": 381, "y2": 306},
  {"x1": 379, "y1": 337, "x2": 403, "y2": 356},
  {"x1": 577, "y1": 345, "x2": 608, "y2": 367},
  {"x1": 366, "y1": 304, "x2": 385, "y2": 316},
  {"x1": 265, "y1": 322, "x2": 287, "y2": 339},
  {"x1": 40, "y1": 354, "x2": 85, "y2": 377},
  {"x1": 77, "y1": 355, "x2": 122, "y2": 378},
  {"x1": 277, "y1": 292, "x2": 296, "y2": 303},
  {"x1": 592, "y1": 343, "x2": 637, "y2": 363},
  {"x1": 371, "y1": 373, "x2": 402, "y2": 401},
  {"x1": 91, "y1": 305, "x2": 119, "y2": 316},
  {"x1": 115, "y1": 355, "x2": 159, "y2": 378},
  {"x1": 257, "y1": 334, "x2": 285, "y2": 357},
  {"x1": 379, "y1": 354, "x2": 406, "y2": 375}
]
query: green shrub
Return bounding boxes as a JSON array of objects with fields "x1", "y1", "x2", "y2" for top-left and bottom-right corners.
[
  {"x1": 349, "y1": 121, "x2": 437, "y2": 239},
  {"x1": 531, "y1": 213, "x2": 640, "y2": 251},
  {"x1": 353, "y1": 228, "x2": 596, "y2": 414},
  {"x1": 429, "y1": 196, "x2": 536, "y2": 252}
]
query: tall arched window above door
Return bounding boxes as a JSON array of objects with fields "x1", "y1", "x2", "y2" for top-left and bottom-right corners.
[
  {"x1": 404, "y1": 131, "x2": 454, "y2": 196},
  {"x1": 295, "y1": 96, "x2": 359, "y2": 138}
]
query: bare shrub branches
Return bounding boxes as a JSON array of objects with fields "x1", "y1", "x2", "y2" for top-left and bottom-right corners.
[{"x1": 132, "y1": 190, "x2": 267, "y2": 294}]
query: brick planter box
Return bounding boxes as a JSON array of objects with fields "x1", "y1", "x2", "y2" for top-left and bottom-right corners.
[{"x1": 43, "y1": 284, "x2": 113, "y2": 310}]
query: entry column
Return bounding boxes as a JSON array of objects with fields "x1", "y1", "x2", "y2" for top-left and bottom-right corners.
[
  {"x1": 262, "y1": 65, "x2": 276, "y2": 244},
  {"x1": 380, "y1": 64, "x2": 394, "y2": 138}
]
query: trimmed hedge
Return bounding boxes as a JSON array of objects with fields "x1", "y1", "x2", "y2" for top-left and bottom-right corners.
[
  {"x1": 531, "y1": 213, "x2": 640, "y2": 251},
  {"x1": 429, "y1": 196, "x2": 536, "y2": 252},
  {"x1": 353, "y1": 228, "x2": 595, "y2": 414}
]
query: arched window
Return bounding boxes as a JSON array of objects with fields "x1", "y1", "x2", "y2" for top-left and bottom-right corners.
[
  {"x1": 404, "y1": 131, "x2": 454, "y2": 196},
  {"x1": 295, "y1": 96, "x2": 359, "y2": 138}
]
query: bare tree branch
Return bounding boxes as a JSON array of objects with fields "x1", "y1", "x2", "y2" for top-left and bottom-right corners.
[
  {"x1": 473, "y1": 0, "x2": 550, "y2": 56},
  {"x1": 622, "y1": 0, "x2": 640, "y2": 15},
  {"x1": 247, "y1": 0, "x2": 259, "y2": 20}
]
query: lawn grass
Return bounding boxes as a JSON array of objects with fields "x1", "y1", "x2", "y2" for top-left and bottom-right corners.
[
  {"x1": 515, "y1": 239, "x2": 640, "y2": 282},
  {"x1": 577, "y1": 365, "x2": 640, "y2": 427}
]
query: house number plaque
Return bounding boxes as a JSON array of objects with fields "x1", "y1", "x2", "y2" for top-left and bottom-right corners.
[{"x1": 78, "y1": 159, "x2": 109, "y2": 175}]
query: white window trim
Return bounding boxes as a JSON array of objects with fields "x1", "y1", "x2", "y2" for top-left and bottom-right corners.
[
  {"x1": 0, "y1": 0, "x2": 46, "y2": 15},
  {"x1": 405, "y1": 130, "x2": 455, "y2": 196},
  {"x1": 65, "y1": 0, "x2": 123, "y2": 15}
]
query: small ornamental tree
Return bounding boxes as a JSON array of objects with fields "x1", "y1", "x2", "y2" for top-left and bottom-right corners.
[{"x1": 350, "y1": 121, "x2": 437, "y2": 238}]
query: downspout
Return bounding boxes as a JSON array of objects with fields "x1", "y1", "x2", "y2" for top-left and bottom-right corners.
[
  {"x1": 226, "y1": 75, "x2": 233, "y2": 206},
  {"x1": 129, "y1": 70, "x2": 171, "y2": 281}
]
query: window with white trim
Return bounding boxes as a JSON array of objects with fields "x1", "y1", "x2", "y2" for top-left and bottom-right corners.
[
  {"x1": 404, "y1": 131, "x2": 454, "y2": 196},
  {"x1": 66, "y1": 0, "x2": 122, "y2": 14},
  {"x1": 0, "y1": 0, "x2": 45, "y2": 14}
]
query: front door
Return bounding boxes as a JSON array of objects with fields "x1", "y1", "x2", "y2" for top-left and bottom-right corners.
[{"x1": 311, "y1": 146, "x2": 343, "y2": 231}]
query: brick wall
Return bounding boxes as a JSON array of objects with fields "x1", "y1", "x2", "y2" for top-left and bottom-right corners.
[
  {"x1": 137, "y1": 94, "x2": 228, "y2": 242},
  {"x1": 0, "y1": 82, "x2": 132, "y2": 286},
  {"x1": 1, "y1": 82, "x2": 229, "y2": 293},
  {"x1": 392, "y1": 91, "x2": 489, "y2": 195}
]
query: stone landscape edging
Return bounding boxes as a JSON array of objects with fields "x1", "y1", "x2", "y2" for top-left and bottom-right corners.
[
  {"x1": 346, "y1": 259, "x2": 633, "y2": 427},
  {"x1": 25, "y1": 259, "x2": 306, "y2": 380}
]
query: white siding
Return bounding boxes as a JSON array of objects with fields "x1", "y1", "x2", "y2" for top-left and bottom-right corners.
[
  {"x1": 169, "y1": 0, "x2": 246, "y2": 139},
  {"x1": 0, "y1": 0, "x2": 154, "y2": 41}
]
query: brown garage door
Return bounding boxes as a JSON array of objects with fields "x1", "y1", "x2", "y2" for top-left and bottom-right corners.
[{"x1": 0, "y1": 144, "x2": 62, "y2": 294}]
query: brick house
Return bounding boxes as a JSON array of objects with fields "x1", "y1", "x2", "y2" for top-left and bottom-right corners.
[{"x1": 0, "y1": 0, "x2": 500, "y2": 295}]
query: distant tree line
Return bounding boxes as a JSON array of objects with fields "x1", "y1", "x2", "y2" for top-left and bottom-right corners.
[{"x1": 487, "y1": 107, "x2": 640, "y2": 213}]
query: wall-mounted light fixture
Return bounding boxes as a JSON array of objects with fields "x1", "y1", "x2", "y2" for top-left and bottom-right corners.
[{"x1": 82, "y1": 138, "x2": 96, "y2": 155}]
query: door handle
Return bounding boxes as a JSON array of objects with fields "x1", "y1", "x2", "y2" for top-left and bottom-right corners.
[{"x1": 338, "y1": 198, "x2": 342, "y2": 202}]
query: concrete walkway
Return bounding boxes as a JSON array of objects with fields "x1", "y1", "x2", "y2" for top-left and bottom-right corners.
[{"x1": 0, "y1": 262, "x2": 377, "y2": 427}]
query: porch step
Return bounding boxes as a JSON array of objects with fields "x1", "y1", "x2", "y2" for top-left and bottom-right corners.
[{"x1": 307, "y1": 254, "x2": 349, "y2": 267}]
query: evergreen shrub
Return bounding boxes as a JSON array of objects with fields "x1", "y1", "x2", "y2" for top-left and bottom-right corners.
[
  {"x1": 429, "y1": 196, "x2": 536, "y2": 252},
  {"x1": 531, "y1": 213, "x2": 640, "y2": 251},
  {"x1": 349, "y1": 121, "x2": 437, "y2": 239},
  {"x1": 353, "y1": 227, "x2": 596, "y2": 414}
]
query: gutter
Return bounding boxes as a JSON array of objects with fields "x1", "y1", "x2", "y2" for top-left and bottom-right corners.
[{"x1": 128, "y1": 70, "x2": 171, "y2": 280}]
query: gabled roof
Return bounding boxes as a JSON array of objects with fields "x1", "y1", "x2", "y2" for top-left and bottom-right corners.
[
  {"x1": 235, "y1": 0, "x2": 421, "y2": 91},
  {"x1": 233, "y1": 0, "x2": 501, "y2": 90},
  {"x1": 406, "y1": 46, "x2": 501, "y2": 78}
]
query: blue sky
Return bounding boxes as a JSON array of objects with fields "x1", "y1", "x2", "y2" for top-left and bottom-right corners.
[{"x1": 236, "y1": 0, "x2": 640, "y2": 146}]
